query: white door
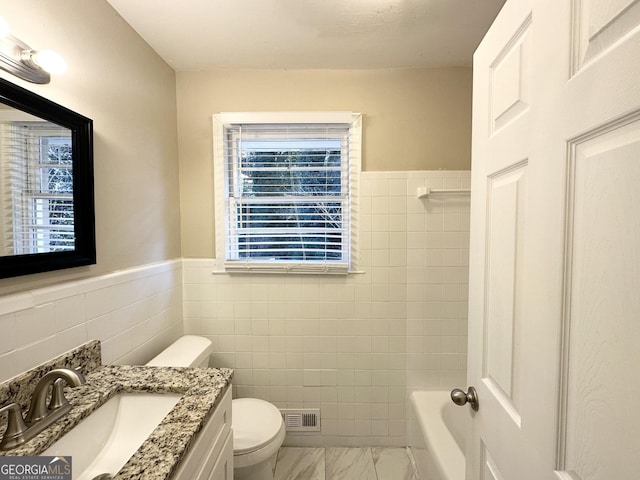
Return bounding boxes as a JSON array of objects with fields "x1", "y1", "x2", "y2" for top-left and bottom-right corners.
[{"x1": 465, "y1": 0, "x2": 640, "y2": 479}]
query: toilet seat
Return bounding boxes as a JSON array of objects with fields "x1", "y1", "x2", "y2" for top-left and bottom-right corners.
[{"x1": 232, "y1": 398, "x2": 284, "y2": 455}]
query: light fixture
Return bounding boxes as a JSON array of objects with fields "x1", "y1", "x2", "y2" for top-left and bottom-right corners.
[
  {"x1": 0, "y1": 17, "x2": 66, "y2": 84},
  {"x1": 21, "y1": 49, "x2": 67, "y2": 75}
]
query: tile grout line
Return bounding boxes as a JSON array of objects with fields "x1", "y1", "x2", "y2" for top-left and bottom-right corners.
[{"x1": 370, "y1": 447, "x2": 380, "y2": 480}]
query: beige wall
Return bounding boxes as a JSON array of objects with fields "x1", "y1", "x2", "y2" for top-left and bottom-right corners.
[
  {"x1": 177, "y1": 67, "x2": 472, "y2": 258},
  {"x1": 0, "y1": 0, "x2": 181, "y2": 294}
]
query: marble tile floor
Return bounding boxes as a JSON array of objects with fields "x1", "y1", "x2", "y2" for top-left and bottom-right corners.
[{"x1": 273, "y1": 447, "x2": 420, "y2": 480}]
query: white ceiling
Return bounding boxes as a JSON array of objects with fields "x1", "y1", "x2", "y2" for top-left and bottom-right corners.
[{"x1": 105, "y1": 0, "x2": 506, "y2": 70}]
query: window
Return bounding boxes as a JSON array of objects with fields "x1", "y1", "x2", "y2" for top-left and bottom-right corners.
[
  {"x1": 213, "y1": 112, "x2": 361, "y2": 274},
  {"x1": 0, "y1": 122, "x2": 74, "y2": 255}
]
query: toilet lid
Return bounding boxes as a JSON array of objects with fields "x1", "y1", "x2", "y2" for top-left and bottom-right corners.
[{"x1": 232, "y1": 398, "x2": 284, "y2": 455}]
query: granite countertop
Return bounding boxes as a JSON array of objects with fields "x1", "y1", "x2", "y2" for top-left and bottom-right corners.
[{"x1": 0, "y1": 341, "x2": 233, "y2": 480}]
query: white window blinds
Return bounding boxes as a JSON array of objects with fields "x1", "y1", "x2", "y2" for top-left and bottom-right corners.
[
  {"x1": 213, "y1": 112, "x2": 361, "y2": 274},
  {"x1": 0, "y1": 122, "x2": 74, "y2": 255}
]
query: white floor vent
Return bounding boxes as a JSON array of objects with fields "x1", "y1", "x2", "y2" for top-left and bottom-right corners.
[{"x1": 280, "y1": 409, "x2": 321, "y2": 432}]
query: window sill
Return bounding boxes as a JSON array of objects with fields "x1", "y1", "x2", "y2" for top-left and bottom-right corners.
[{"x1": 211, "y1": 261, "x2": 364, "y2": 275}]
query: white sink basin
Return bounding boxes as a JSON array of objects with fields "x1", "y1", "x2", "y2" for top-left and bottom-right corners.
[{"x1": 42, "y1": 393, "x2": 182, "y2": 480}]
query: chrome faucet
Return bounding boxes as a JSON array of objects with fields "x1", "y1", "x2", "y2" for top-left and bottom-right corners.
[{"x1": 0, "y1": 368, "x2": 85, "y2": 450}]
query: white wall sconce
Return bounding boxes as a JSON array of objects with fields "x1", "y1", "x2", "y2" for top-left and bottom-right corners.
[{"x1": 0, "y1": 17, "x2": 66, "y2": 84}]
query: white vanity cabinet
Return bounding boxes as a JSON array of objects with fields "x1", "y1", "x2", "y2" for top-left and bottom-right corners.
[{"x1": 171, "y1": 387, "x2": 233, "y2": 480}]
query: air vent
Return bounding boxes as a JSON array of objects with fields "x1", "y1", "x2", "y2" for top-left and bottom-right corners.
[{"x1": 279, "y1": 409, "x2": 321, "y2": 432}]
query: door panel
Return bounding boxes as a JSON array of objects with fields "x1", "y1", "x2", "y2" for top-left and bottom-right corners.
[
  {"x1": 484, "y1": 164, "x2": 527, "y2": 419},
  {"x1": 572, "y1": 0, "x2": 640, "y2": 71},
  {"x1": 482, "y1": 445, "x2": 507, "y2": 480},
  {"x1": 557, "y1": 115, "x2": 640, "y2": 480},
  {"x1": 490, "y1": 17, "x2": 531, "y2": 134}
]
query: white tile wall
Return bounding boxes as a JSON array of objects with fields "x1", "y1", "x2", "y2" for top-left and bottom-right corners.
[
  {"x1": 183, "y1": 170, "x2": 471, "y2": 447},
  {"x1": 0, "y1": 171, "x2": 469, "y2": 446},
  {"x1": 0, "y1": 260, "x2": 183, "y2": 383},
  {"x1": 403, "y1": 171, "x2": 470, "y2": 393}
]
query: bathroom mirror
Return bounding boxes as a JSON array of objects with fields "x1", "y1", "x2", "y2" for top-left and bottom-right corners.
[{"x1": 0, "y1": 78, "x2": 95, "y2": 279}]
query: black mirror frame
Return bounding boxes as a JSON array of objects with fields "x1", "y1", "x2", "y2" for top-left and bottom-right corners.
[{"x1": 0, "y1": 78, "x2": 96, "y2": 279}]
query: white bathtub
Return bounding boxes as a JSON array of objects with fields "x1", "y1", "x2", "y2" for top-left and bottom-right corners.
[{"x1": 409, "y1": 391, "x2": 468, "y2": 480}]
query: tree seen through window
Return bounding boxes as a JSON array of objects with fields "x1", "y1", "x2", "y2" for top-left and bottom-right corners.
[
  {"x1": 235, "y1": 144, "x2": 345, "y2": 261},
  {"x1": 33, "y1": 136, "x2": 75, "y2": 252}
]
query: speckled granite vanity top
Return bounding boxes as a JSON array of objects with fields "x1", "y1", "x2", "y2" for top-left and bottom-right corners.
[{"x1": 0, "y1": 340, "x2": 233, "y2": 480}]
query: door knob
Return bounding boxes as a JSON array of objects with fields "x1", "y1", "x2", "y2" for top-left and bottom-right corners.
[{"x1": 450, "y1": 386, "x2": 479, "y2": 411}]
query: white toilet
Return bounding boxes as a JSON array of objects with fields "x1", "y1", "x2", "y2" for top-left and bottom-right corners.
[{"x1": 146, "y1": 335, "x2": 286, "y2": 480}]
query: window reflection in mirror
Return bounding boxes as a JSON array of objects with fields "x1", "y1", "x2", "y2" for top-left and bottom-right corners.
[{"x1": 0, "y1": 116, "x2": 75, "y2": 256}]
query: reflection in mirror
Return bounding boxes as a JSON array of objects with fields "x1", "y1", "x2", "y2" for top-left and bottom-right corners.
[
  {"x1": 0, "y1": 111, "x2": 75, "y2": 256},
  {"x1": 0, "y1": 78, "x2": 95, "y2": 279}
]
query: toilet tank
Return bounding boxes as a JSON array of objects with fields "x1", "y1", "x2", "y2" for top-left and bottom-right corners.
[{"x1": 146, "y1": 335, "x2": 212, "y2": 368}]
